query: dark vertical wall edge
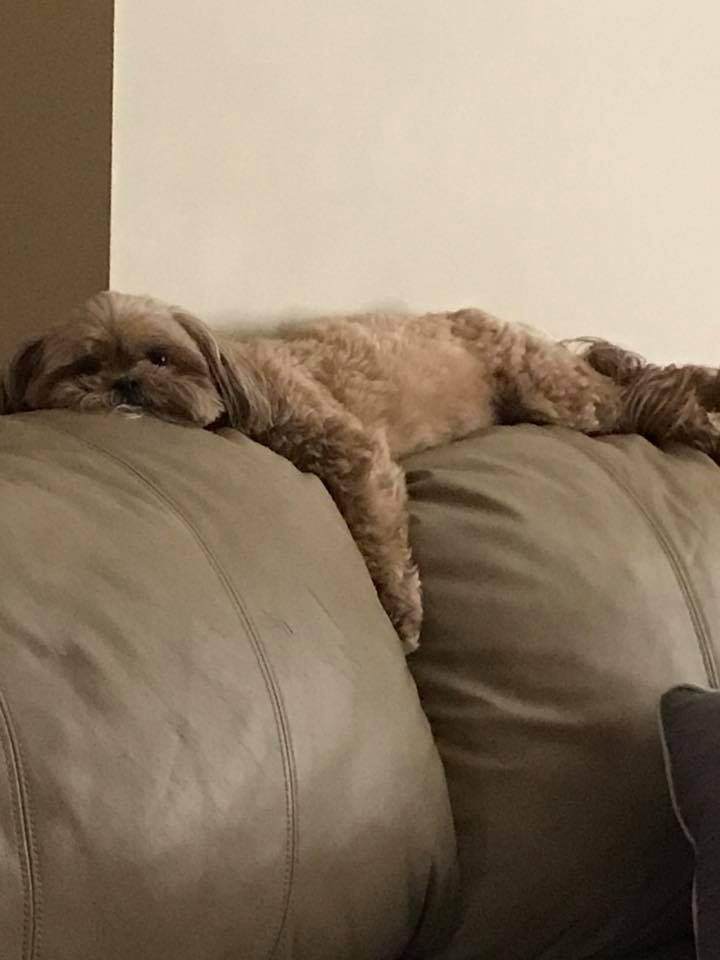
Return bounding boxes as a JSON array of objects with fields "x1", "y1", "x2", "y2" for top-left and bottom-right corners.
[{"x1": 0, "y1": 0, "x2": 114, "y2": 360}]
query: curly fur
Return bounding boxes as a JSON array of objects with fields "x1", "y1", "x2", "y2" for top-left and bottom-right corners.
[{"x1": 3, "y1": 292, "x2": 719, "y2": 652}]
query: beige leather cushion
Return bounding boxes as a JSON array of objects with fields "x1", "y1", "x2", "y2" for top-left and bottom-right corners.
[
  {"x1": 0, "y1": 411, "x2": 456, "y2": 960},
  {"x1": 405, "y1": 426, "x2": 719, "y2": 959}
]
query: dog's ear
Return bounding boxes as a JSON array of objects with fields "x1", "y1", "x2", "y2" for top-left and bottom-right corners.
[
  {"x1": 1, "y1": 337, "x2": 46, "y2": 414},
  {"x1": 171, "y1": 310, "x2": 271, "y2": 431}
]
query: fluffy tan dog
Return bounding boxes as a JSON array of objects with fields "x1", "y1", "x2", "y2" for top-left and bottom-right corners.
[{"x1": 2, "y1": 291, "x2": 719, "y2": 651}]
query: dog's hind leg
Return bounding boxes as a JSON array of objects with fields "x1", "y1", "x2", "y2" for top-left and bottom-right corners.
[
  {"x1": 490, "y1": 323, "x2": 720, "y2": 461},
  {"x1": 489, "y1": 324, "x2": 625, "y2": 434}
]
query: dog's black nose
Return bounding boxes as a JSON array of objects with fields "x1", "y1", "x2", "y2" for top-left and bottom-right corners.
[{"x1": 113, "y1": 376, "x2": 142, "y2": 405}]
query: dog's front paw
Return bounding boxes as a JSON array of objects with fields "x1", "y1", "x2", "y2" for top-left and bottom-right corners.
[{"x1": 383, "y1": 566, "x2": 423, "y2": 655}]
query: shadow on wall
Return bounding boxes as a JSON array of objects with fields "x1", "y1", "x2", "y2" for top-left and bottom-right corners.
[{"x1": 207, "y1": 298, "x2": 415, "y2": 334}]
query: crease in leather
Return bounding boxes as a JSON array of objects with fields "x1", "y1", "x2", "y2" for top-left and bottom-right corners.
[
  {"x1": 657, "y1": 694, "x2": 697, "y2": 855},
  {"x1": 562, "y1": 432, "x2": 719, "y2": 691},
  {"x1": 47, "y1": 423, "x2": 299, "y2": 959},
  {"x1": 0, "y1": 689, "x2": 42, "y2": 960}
]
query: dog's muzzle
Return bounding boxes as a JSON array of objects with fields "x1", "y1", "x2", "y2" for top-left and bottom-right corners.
[{"x1": 112, "y1": 376, "x2": 143, "y2": 406}]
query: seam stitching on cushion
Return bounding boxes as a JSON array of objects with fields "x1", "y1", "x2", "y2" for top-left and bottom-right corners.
[
  {"x1": 566, "y1": 436, "x2": 719, "y2": 689},
  {"x1": 0, "y1": 690, "x2": 42, "y2": 959},
  {"x1": 48, "y1": 425, "x2": 297, "y2": 958}
]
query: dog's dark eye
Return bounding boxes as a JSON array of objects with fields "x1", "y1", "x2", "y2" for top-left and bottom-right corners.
[
  {"x1": 74, "y1": 356, "x2": 101, "y2": 376},
  {"x1": 147, "y1": 350, "x2": 169, "y2": 367}
]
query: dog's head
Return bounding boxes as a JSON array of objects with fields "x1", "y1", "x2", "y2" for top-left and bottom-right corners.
[{"x1": 1, "y1": 291, "x2": 267, "y2": 430}]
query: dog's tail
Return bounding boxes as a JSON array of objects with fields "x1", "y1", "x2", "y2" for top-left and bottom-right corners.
[
  {"x1": 568, "y1": 336, "x2": 720, "y2": 455},
  {"x1": 573, "y1": 337, "x2": 719, "y2": 407},
  {"x1": 565, "y1": 337, "x2": 648, "y2": 387}
]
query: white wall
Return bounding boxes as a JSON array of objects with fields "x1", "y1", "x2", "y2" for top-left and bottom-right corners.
[{"x1": 112, "y1": 1, "x2": 720, "y2": 363}]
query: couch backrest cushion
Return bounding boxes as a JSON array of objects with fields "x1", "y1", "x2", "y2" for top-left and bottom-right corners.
[
  {"x1": 0, "y1": 411, "x2": 456, "y2": 960},
  {"x1": 405, "y1": 426, "x2": 719, "y2": 958}
]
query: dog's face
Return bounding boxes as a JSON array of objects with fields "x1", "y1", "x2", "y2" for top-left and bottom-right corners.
[{"x1": 1, "y1": 292, "x2": 251, "y2": 427}]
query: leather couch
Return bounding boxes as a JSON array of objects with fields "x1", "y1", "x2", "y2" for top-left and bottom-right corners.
[{"x1": 0, "y1": 410, "x2": 713, "y2": 959}]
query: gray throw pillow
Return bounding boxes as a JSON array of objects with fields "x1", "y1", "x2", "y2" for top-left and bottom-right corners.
[{"x1": 660, "y1": 684, "x2": 720, "y2": 960}]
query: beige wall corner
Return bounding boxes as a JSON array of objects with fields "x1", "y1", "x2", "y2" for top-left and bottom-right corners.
[{"x1": 0, "y1": 0, "x2": 114, "y2": 361}]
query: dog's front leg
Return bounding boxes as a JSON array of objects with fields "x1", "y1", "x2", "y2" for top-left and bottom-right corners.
[
  {"x1": 324, "y1": 431, "x2": 421, "y2": 653},
  {"x1": 258, "y1": 397, "x2": 422, "y2": 652}
]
